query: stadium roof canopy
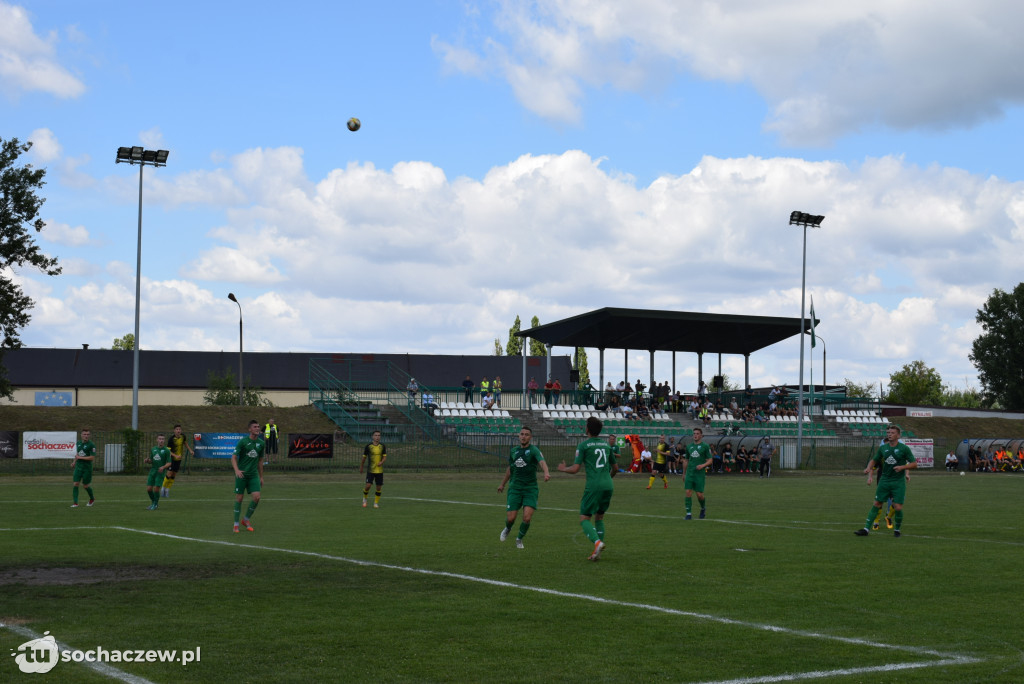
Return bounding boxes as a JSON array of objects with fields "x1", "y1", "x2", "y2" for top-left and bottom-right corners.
[{"x1": 518, "y1": 307, "x2": 814, "y2": 357}]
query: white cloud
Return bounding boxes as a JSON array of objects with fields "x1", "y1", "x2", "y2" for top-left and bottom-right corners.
[
  {"x1": 0, "y1": 2, "x2": 86, "y2": 98},
  {"x1": 27, "y1": 127, "x2": 61, "y2": 161},
  {"x1": 138, "y1": 126, "x2": 165, "y2": 150},
  {"x1": 41, "y1": 220, "x2": 92, "y2": 247},
  {"x1": 439, "y1": 1, "x2": 1024, "y2": 142}
]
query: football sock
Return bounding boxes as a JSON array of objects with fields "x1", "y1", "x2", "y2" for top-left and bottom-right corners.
[
  {"x1": 865, "y1": 505, "x2": 881, "y2": 528},
  {"x1": 245, "y1": 499, "x2": 259, "y2": 519},
  {"x1": 85, "y1": 487, "x2": 94, "y2": 501},
  {"x1": 362, "y1": 485, "x2": 371, "y2": 497},
  {"x1": 595, "y1": 519, "x2": 605, "y2": 540},
  {"x1": 162, "y1": 476, "x2": 172, "y2": 489},
  {"x1": 233, "y1": 502, "x2": 242, "y2": 523},
  {"x1": 518, "y1": 521, "x2": 530, "y2": 539},
  {"x1": 894, "y1": 510, "x2": 903, "y2": 530},
  {"x1": 699, "y1": 497, "x2": 706, "y2": 511},
  {"x1": 375, "y1": 490, "x2": 382, "y2": 505},
  {"x1": 504, "y1": 520, "x2": 514, "y2": 532},
  {"x1": 72, "y1": 486, "x2": 79, "y2": 504},
  {"x1": 149, "y1": 490, "x2": 157, "y2": 504},
  {"x1": 662, "y1": 475, "x2": 668, "y2": 485},
  {"x1": 648, "y1": 476, "x2": 655, "y2": 487},
  {"x1": 581, "y1": 520, "x2": 599, "y2": 543},
  {"x1": 685, "y1": 497, "x2": 692, "y2": 514}
]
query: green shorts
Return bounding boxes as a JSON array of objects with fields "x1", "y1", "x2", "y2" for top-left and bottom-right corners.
[
  {"x1": 684, "y1": 470, "x2": 706, "y2": 493},
  {"x1": 580, "y1": 487, "x2": 613, "y2": 517},
  {"x1": 73, "y1": 463, "x2": 93, "y2": 485},
  {"x1": 874, "y1": 479, "x2": 906, "y2": 506},
  {"x1": 234, "y1": 473, "x2": 261, "y2": 495},
  {"x1": 147, "y1": 469, "x2": 165, "y2": 487},
  {"x1": 506, "y1": 487, "x2": 539, "y2": 511}
]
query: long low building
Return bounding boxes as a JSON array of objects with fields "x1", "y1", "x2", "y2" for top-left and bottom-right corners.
[{"x1": 3, "y1": 348, "x2": 573, "y2": 408}]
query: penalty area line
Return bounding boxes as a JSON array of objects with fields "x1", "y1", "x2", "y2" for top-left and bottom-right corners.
[{"x1": 106, "y1": 525, "x2": 977, "y2": 670}]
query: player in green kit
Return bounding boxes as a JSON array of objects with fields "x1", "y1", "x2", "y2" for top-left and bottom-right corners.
[
  {"x1": 558, "y1": 417, "x2": 617, "y2": 561},
  {"x1": 144, "y1": 434, "x2": 173, "y2": 510},
  {"x1": 71, "y1": 428, "x2": 97, "y2": 508},
  {"x1": 855, "y1": 424, "x2": 917, "y2": 537},
  {"x1": 682, "y1": 427, "x2": 713, "y2": 520},
  {"x1": 231, "y1": 420, "x2": 265, "y2": 533},
  {"x1": 497, "y1": 426, "x2": 550, "y2": 549}
]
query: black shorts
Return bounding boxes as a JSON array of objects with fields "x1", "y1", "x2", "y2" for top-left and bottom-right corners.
[
  {"x1": 365, "y1": 472, "x2": 383, "y2": 486},
  {"x1": 169, "y1": 458, "x2": 183, "y2": 473},
  {"x1": 653, "y1": 461, "x2": 667, "y2": 474}
]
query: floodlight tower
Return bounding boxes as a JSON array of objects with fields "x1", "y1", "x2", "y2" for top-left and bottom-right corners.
[{"x1": 789, "y1": 211, "x2": 825, "y2": 459}]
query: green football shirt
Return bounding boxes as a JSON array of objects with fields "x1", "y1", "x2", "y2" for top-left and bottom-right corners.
[
  {"x1": 507, "y1": 444, "x2": 545, "y2": 490},
  {"x1": 75, "y1": 440, "x2": 96, "y2": 468},
  {"x1": 233, "y1": 437, "x2": 265, "y2": 476},
  {"x1": 684, "y1": 442, "x2": 712, "y2": 475},
  {"x1": 149, "y1": 446, "x2": 172, "y2": 471},
  {"x1": 873, "y1": 442, "x2": 915, "y2": 482},
  {"x1": 574, "y1": 437, "x2": 617, "y2": 491}
]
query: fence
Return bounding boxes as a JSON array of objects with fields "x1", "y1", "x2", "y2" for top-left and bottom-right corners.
[{"x1": 0, "y1": 428, "x2": 943, "y2": 476}]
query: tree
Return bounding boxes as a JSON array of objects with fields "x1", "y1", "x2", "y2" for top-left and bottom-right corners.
[
  {"x1": 0, "y1": 137, "x2": 61, "y2": 399},
  {"x1": 529, "y1": 316, "x2": 547, "y2": 357},
  {"x1": 203, "y1": 369, "x2": 273, "y2": 407},
  {"x1": 939, "y1": 384, "x2": 983, "y2": 409},
  {"x1": 575, "y1": 348, "x2": 590, "y2": 387},
  {"x1": 492, "y1": 338, "x2": 503, "y2": 356},
  {"x1": 505, "y1": 315, "x2": 523, "y2": 356},
  {"x1": 884, "y1": 360, "x2": 943, "y2": 405},
  {"x1": 843, "y1": 379, "x2": 876, "y2": 399},
  {"x1": 969, "y1": 283, "x2": 1024, "y2": 410},
  {"x1": 111, "y1": 333, "x2": 135, "y2": 350}
]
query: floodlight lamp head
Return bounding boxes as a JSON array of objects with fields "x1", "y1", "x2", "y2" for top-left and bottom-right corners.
[
  {"x1": 228, "y1": 293, "x2": 238, "y2": 303},
  {"x1": 789, "y1": 211, "x2": 825, "y2": 227}
]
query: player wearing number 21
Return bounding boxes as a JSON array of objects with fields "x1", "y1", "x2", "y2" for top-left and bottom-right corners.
[{"x1": 558, "y1": 416, "x2": 617, "y2": 562}]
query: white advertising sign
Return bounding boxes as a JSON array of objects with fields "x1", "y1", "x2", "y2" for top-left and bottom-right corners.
[{"x1": 23, "y1": 431, "x2": 77, "y2": 460}]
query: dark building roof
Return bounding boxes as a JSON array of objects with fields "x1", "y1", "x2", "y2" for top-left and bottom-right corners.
[
  {"x1": 519, "y1": 307, "x2": 815, "y2": 356},
  {"x1": 4, "y1": 349, "x2": 572, "y2": 391}
]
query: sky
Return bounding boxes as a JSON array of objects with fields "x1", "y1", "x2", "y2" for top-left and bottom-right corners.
[{"x1": 3, "y1": 0, "x2": 1024, "y2": 395}]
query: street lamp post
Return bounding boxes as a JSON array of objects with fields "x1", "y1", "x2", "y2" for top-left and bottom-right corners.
[
  {"x1": 115, "y1": 146, "x2": 169, "y2": 430},
  {"x1": 227, "y1": 293, "x2": 243, "y2": 406},
  {"x1": 789, "y1": 211, "x2": 825, "y2": 459}
]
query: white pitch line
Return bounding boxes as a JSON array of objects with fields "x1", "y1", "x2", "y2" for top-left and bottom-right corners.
[
  {"x1": 694, "y1": 658, "x2": 971, "y2": 684},
  {"x1": 0, "y1": 622, "x2": 157, "y2": 684}
]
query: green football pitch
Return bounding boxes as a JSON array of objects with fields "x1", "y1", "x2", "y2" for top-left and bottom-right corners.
[{"x1": 1, "y1": 470, "x2": 1020, "y2": 683}]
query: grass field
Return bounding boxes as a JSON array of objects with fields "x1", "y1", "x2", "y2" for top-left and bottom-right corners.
[{"x1": 2, "y1": 468, "x2": 1022, "y2": 683}]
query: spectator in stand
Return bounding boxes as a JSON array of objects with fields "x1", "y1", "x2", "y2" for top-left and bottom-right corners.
[
  {"x1": 688, "y1": 398, "x2": 699, "y2": 420},
  {"x1": 668, "y1": 389, "x2": 680, "y2": 413},
  {"x1": 697, "y1": 403, "x2": 712, "y2": 427},
  {"x1": 729, "y1": 396, "x2": 740, "y2": 418},
  {"x1": 543, "y1": 378, "x2": 554, "y2": 405},
  {"x1": 422, "y1": 392, "x2": 439, "y2": 415},
  {"x1": 769, "y1": 386, "x2": 780, "y2": 401},
  {"x1": 481, "y1": 392, "x2": 496, "y2": 410},
  {"x1": 479, "y1": 376, "x2": 491, "y2": 402},
  {"x1": 736, "y1": 446, "x2": 750, "y2": 473},
  {"x1": 615, "y1": 380, "x2": 626, "y2": 399},
  {"x1": 623, "y1": 381, "x2": 633, "y2": 403},
  {"x1": 552, "y1": 378, "x2": 562, "y2": 405},
  {"x1": 406, "y1": 378, "x2": 419, "y2": 401},
  {"x1": 744, "y1": 384, "x2": 754, "y2": 402},
  {"x1": 604, "y1": 382, "x2": 615, "y2": 403},
  {"x1": 528, "y1": 376, "x2": 539, "y2": 405},
  {"x1": 493, "y1": 376, "x2": 503, "y2": 406},
  {"x1": 462, "y1": 375, "x2": 475, "y2": 402},
  {"x1": 620, "y1": 404, "x2": 637, "y2": 421},
  {"x1": 635, "y1": 379, "x2": 646, "y2": 401},
  {"x1": 945, "y1": 450, "x2": 958, "y2": 472},
  {"x1": 698, "y1": 379, "x2": 708, "y2": 400}
]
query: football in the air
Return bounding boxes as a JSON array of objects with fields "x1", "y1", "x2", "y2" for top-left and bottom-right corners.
[
  {"x1": 960, "y1": 471, "x2": 965, "y2": 476},
  {"x1": 347, "y1": 117, "x2": 361, "y2": 132}
]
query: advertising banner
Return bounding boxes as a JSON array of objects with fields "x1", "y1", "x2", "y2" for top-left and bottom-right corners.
[
  {"x1": 23, "y1": 431, "x2": 77, "y2": 459},
  {"x1": 906, "y1": 438, "x2": 934, "y2": 468},
  {"x1": 0, "y1": 431, "x2": 19, "y2": 458},
  {"x1": 193, "y1": 433, "x2": 246, "y2": 459},
  {"x1": 288, "y1": 433, "x2": 333, "y2": 458}
]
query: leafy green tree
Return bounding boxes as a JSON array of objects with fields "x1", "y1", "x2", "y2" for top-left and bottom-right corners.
[
  {"x1": 885, "y1": 360, "x2": 943, "y2": 405},
  {"x1": 111, "y1": 333, "x2": 135, "y2": 350},
  {"x1": 969, "y1": 283, "x2": 1024, "y2": 410},
  {"x1": 492, "y1": 338, "x2": 503, "y2": 356},
  {"x1": 529, "y1": 316, "x2": 547, "y2": 357},
  {"x1": 575, "y1": 348, "x2": 590, "y2": 387},
  {"x1": 843, "y1": 379, "x2": 877, "y2": 399},
  {"x1": 505, "y1": 315, "x2": 523, "y2": 355},
  {"x1": 939, "y1": 384, "x2": 984, "y2": 409},
  {"x1": 0, "y1": 137, "x2": 62, "y2": 399},
  {"x1": 203, "y1": 369, "x2": 273, "y2": 407}
]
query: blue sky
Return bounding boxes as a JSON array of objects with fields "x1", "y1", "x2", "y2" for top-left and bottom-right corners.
[{"x1": 4, "y1": 0, "x2": 1024, "y2": 395}]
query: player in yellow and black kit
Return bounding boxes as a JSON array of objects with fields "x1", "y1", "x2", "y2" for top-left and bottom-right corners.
[
  {"x1": 161, "y1": 424, "x2": 194, "y2": 498},
  {"x1": 360, "y1": 430, "x2": 387, "y2": 508}
]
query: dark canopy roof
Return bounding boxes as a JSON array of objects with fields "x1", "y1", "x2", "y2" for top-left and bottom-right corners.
[{"x1": 518, "y1": 308, "x2": 815, "y2": 356}]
